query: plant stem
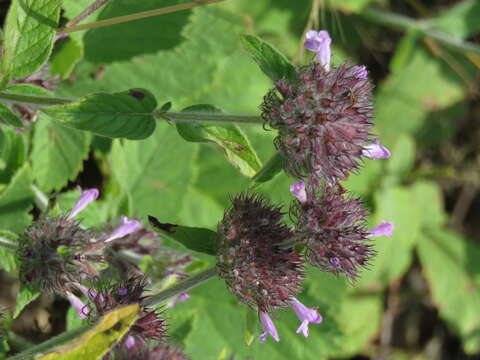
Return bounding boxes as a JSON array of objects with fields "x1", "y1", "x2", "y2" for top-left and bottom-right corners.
[
  {"x1": 251, "y1": 152, "x2": 284, "y2": 183},
  {"x1": 65, "y1": 0, "x2": 112, "y2": 28},
  {"x1": 31, "y1": 185, "x2": 49, "y2": 213},
  {"x1": 0, "y1": 236, "x2": 17, "y2": 251},
  {"x1": 157, "y1": 110, "x2": 263, "y2": 126},
  {"x1": 57, "y1": 0, "x2": 225, "y2": 33},
  {"x1": 0, "y1": 91, "x2": 72, "y2": 107},
  {"x1": 361, "y1": 7, "x2": 480, "y2": 56},
  {"x1": 143, "y1": 267, "x2": 217, "y2": 307}
]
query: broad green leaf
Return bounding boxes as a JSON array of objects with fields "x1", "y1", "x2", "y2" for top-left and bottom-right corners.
[
  {"x1": 251, "y1": 152, "x2": 284, "y2": 183},
  {"x1": 241, "y1": 34, "x2": 296, "y2": 82},
  {"x1": 41, "y1": 89, "x2": 157, "y2": 140},
  {"x1": 0, "y1": 125, "x2": 27, "y2": 183},
  {"x1": 108, "y1": 121, "x2": 198, "y2": 223},
  {"x1": 357, "y1": 186, "x2": 422, "y2": 289},
  {"x1": 66, "y1": 306, "x2": 88, "y2": 332},
  {"x1": 0, "y1": 230, "x2": 19, "y2": 275},
  {"x1": 32, "y1": 115, "x2": 91, "y2": 191},
  {"x1": 386, "y1": 134, "x2": 416, "y2": 179},
  {"x1": 178, "y1": 186, "x2": 224, "y2": 229},
  {"x1": 14, "y1": 286, "x2": 40, "y2": 319},
  {"x1": 411, "y1": 181, "x2": 447, "y2": 228},
  {"x1": 149, "y1": 215, "x2": 217, "y2": 256},
  {"x1": 0, "y1": 103, "x2": 22, "y2": 127},
  {"x1": 84, "y1": 0, "x2": 191, "y2": 63},
  {"x1": 38, "y1": 304, "x2": 139, "y2": 360},
  {"x1": 430, "y1": 0, "x2": 480, "y2": 38},
  {"x1": 2, "y1": 0, "x2": 61, "y2": 79},
  {"x1": 51, "y1": 38, "x2": 84, "y2": 79},
  {"x1": 176, "y1": 104, "x2": 262, "y2": 177},
  {"x1": 6, "y1": 83, "x2": 53, "y2": 96},
  {"x1": 0, "y1": 165, "x2": 34, "y2": 233},
  {"x1": 418, "y1": 229, "x2": 480, "y2": 354}
]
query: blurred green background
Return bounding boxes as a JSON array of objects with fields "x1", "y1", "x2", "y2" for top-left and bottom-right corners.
[{"x1": 1, "y1": 0, "x2": 480, "y2": 359}]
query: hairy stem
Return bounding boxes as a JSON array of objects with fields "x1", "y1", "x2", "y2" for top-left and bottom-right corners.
[
  {"x1": 65, "y1": 0, "x2": 112, "y2": 28},
  {"x1": 0, "y1": 91, "x2": 72, "y2": 107},
  {"x1": 362, "y1": 7, "x2": 480, "y2": 56},
  {"x1": 156, "y1": 110, "x2": 263, "y2": 126},
  {"x1": 31, "y1": 185, "x2": 49, "y2": 213},
  {"x1": 58, "y1": 0, "x2": 224, "y2": 33},
  {"x1": 144, "y1": 267, "x2": 217, "y2": 307}
]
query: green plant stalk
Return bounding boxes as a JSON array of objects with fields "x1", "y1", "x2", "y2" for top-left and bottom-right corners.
[
  {"x1": 143, "y1": 267, "x2": 217, "y2": 307},
  {"x1": 156, "y1": 110, "x2": 263, "y2": 126},
  {"x1": 58, "y1": 0, "x2": 225, "y2": 33},
  {"x1": 7, "y1": 267, "x2": 217, "y2": 359},
  {"x1": 0, "y1": 91, "x2": 73, "y2": 106},
  {"x1": 361, "y1": 7, "x2": 480, "y2": 56},
  {"x1": 65, "y1": 0, "x2": 112, "y2": 28}
]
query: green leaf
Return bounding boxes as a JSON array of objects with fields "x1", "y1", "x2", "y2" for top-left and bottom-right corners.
[
  {"x1": 386, "y1": 134, "x2": 416, "y2": 179},
  {"x1": 38, "y1": 304, "x2": 139, "y2": 360},
  {"x1": 0, "y1": 230, "x2": 19, "y2": 275},
  {"x1": 0, "y1": 125, "x2": 27, "y2": 184},
  {"x1": 2, "y1": 0, "x2": 61, "y2": 79},
  {"x1": 357, "y1": 186, "x2": 422, "y2": 289},
  {"x1": 418, "y1": 229, "x2": 480, "y2": 354},
  {"x1": 430, "y1": 0, "x2": 480, "y2": 38},
  {"x1": 148, "y1": 215, "x2": 217, "y2": 256},
  {"x1": 176, "y1": 104, "x2": 262, "y2": 177},
  {"x1": 240, "y1": 34, "x2": 296, "y2": 82},
  {"x1": 0, "y1": 165, "x2": 34, "y2": 233},
  {"x1": 0, "y1": 103, "x2": 22, "y2": 127},
  {"x1": 108, "y1": 121, "x2": 198, "y2": 223},
  {"x1": 51, "y1": 38, "x2": 84, "y2": 79},
  {"x1": 32, "y1": 115, "x2": 91, "y2": 192},
  {"x1": 6, "y1": 83, "x2": 53, "y2": 96},
  {"x1": 83, "y1": 0, "x2": 192, "y2": 63},
  {"x1": 14, "y1": 286, "x2": 40, "y2": 319},
  {"x1": 251, "y1": 152, "x2": 284, "y2": 183},
  {"x1": 41, "y1": 89, "x2": 157, "y2": 140}
]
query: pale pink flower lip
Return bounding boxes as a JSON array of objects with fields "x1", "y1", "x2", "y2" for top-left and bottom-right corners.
[
  {"x1": 290, "y1": 181, "x2": 307, "y2": 203},
  {"x1": 67, "y1": 188, "x2": 99, "y2": 219},
  {"x1": 362, "y1": 140, "x2": 391, "y2": 159},
  {"x1": 104, "y1": 216, "x2": 141, "y2": 243},
  {"x1": 290, "y1": 297, "x2": 322, "y2": 337},
  {"x1": 304, "y1": 30, "x2": 332, "y2": 71},
  {"x1": 259, "y1": 311, "x2": 280, "y2": 342},
  {"x1": 367, "y1": 221, "x2": 394, "y2": 238}
]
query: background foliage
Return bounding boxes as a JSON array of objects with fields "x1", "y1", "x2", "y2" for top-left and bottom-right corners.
[{"x1": 0, "y1": 0, "x2": 480, "y2": 359}]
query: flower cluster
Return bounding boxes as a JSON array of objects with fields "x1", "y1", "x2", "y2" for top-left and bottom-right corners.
[
  {"x1": 17, "y1": 189, "x2": 142, "y2": 293},
  {"x1": 217, "y1": 194, "x2": 322, "y2": 342},
  {"x1": 110, "y1": 342, "x2": 189, "y2": 360},
  {"x1": 216, "y1": 30, "x2": 394, "y2": 343},
  {"x1": 68, "y1": 276, "x2": 167, "y2": 354}
]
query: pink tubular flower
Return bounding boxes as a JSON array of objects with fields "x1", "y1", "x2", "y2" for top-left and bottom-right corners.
[
  {"x1": 104, "y1": 216, "x2": 141, "y2": 243},
  {"x1": 66, "y1": 291, "x2": 89, "y2": 319},
  {"x1": 290, "y1": 182, "x2": 307, "y2": 203},
  {"x1": 259, "y1": 311, "x2": 280, "y2": 343},
  {"x1": 67, "y1": 188, "x2": 99, "y2": 219},
  {"x1": 304, "y1": 30, "x2": 332, "y2": 71},
  {"x1": 290, "y1": 298, "x2": 322, "y2": 337},
  {"x1": 367, "y1": 221, "x2": 394, "y2": 238},
  {"x1": 362, "y1": 140, "x2": 391, "y2": 160}
]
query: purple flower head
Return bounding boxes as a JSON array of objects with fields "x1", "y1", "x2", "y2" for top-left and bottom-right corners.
[
  {"x1": 290, "y1": 297, "x2": 322, "y2": 337},
  {"x1": 217, "y1": 193, "x2": 304, "y2": 312},
  {"x1": 104, "y1": 216, "x2": 141, "y2": 243},
  {"x1": 362, "y1": 140, "x2": 391, "y2": 159},
  {"x1": 304, "y1": 30, "x2": 332, "y2": 71},
  {"x1": 167, "y1": 292, "x2": 191, "y2": 308},
  {"x1": 293, "y1": 184, "x2": 373, "y2": 279},
  {"x1": 259, "y1": 311, "x2": 280, "y2": 342},
  {"x1": 352, "y1": 65, "x2": 368, "y2": 79},
  {"x1": 67, "y1": 188, "x2": 99, "y2": 219},
  {"x1": 66, "y1": 291, "x2": 89, "y2": 319},
  {"x1": 367, "y1": 221, "x2": 394, "y2": 238},
  {"x1": 290, "y1": 182, "x2": 307, "y2": 203}
]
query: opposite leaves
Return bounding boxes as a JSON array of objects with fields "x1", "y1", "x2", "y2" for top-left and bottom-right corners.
[{"x1": 42, "y1": 89, "x2": 157, "y2": 140}]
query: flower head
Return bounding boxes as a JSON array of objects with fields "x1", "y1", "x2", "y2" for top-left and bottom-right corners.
[
  {"x1": 304, "y1": 30, "x2": 332, "y2": 71},
  {"x1": 262, "y1": 60, "x2": 374, "y2": 184},
  {"x1": 217, "y1": 193, "x2": 304, "y2": 314},
  {"x1": 292, "y1": 183, "x2": 374, "y2": 279}
]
